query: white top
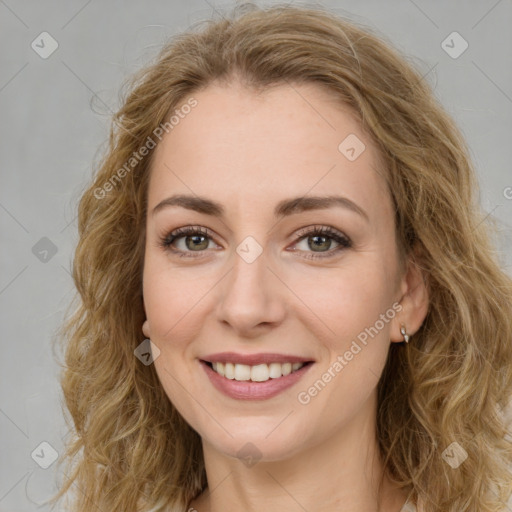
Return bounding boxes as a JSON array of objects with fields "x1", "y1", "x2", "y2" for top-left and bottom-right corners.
[
  {"x1": 400, "y1": 497, "x2": 417, "y2": 511},
  {"x1": 146, "y1": 498, "x2": 419, "y2": 511}
]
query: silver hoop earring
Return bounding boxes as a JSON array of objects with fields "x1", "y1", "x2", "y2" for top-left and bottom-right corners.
[{"x1": 400, "y1": 325, "x2": 410, "y2": 343}]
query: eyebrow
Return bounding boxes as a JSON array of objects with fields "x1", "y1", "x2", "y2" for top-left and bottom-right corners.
[{"x1": 151, "y1": 194, "x2": 369, "y2": 222}]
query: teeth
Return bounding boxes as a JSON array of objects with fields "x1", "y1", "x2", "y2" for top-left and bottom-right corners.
[
  {"x1": 251, "y1": 364, "x2": 269, "y2": 382},
  {"x1": 268, "y1": 363, "x2": 282, "y2": 378},
  {"x1": 225, "y1": 362, "x2": 235, "y2": 379},
  {"x1": 234, "y1": 364, "x2": 251, "y2": 381},
  {"x1": 214, "y1": 362, "x2": 225, "y2": 377},
  {"x1": 210, "y1": 361, "x2": 306, "y2": 382}
]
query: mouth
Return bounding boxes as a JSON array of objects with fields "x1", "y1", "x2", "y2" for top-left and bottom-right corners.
[
  {"x1": 201, "y1": 360, "x2": 314, "y2": 382},
  {"x1": 199, "y1": 358, "x2": 315, "y2": 400}
]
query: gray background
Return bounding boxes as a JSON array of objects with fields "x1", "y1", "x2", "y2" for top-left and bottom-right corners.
[{"x1": 1, "y1": 1, "x2": 511, "y2": 511}]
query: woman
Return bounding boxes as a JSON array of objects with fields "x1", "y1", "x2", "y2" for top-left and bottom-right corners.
[{"x1": 49, "y1": 4, "x2": 512, "y2": 512}]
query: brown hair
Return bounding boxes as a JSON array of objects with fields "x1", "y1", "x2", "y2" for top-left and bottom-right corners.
[{"x1": 49, "y1": 3, "x2": 512, "y2": 511}]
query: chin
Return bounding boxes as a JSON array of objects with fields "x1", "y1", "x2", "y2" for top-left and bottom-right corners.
[{"x1": 197, "y1": 416, "x2": 314, "y2": 463}]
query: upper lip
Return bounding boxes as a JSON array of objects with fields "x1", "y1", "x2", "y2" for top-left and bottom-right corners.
[{"x1": 201, "y1": 352, "x2": 315, "y2": 365}]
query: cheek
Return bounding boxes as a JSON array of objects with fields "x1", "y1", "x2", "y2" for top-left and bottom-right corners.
[
  {"x1": 142, "y1": 255, "x2": 212, "y2": 343},
  {"x1": 289, "y1": 260, "x2": 394, "y2": 347},
  {"x1": 142, "y1": 263, "x2": 201, "y2": 407},
  {"x1": 301, "y1": 267, "x2": 395, "y2": 405}
]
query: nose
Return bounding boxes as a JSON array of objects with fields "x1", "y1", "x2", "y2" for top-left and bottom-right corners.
[{"x1": 215, "y1": 244, "x2": 286, "y2": 338}]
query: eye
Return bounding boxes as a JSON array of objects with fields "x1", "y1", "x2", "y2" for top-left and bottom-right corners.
[
  {"x1": 157, "y1": 226, "x2": 218, "y2": 258},
  {"x1": 291, "y1": 225, "x2": 352, "y2": 260},
  {"x1": 157, "y1": 224, "x2": 352, "y2": 260}
]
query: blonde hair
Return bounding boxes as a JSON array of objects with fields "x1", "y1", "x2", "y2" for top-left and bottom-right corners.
[{"x1": 49, "y1": 3, "x2": 512, "y2": 511}]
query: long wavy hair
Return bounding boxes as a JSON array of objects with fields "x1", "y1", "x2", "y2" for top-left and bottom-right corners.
[{"x1": 48, "y1": 3, "x2": 512, "y2": 511}]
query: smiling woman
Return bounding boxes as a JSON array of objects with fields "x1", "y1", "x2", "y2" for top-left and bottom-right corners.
[{"x1": 49, "y1": 3, "x2": 512, "y2": 512}]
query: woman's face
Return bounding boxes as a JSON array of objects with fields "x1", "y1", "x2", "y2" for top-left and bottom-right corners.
[{"x1": 142, "y1": 81, "x2": 412, "y2": 461}]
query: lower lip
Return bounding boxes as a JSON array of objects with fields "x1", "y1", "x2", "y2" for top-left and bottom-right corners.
[{"x1": 200, "y1": 360, "x2": 314, "y2": 400}]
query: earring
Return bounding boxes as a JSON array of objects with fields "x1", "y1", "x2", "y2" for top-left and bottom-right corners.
[
  {"x1": 400, "y1": 324, "x2": 410, "y2": 343},
  {"x1": 142, "y1": 319, "x2": 150, "y2": 339}
]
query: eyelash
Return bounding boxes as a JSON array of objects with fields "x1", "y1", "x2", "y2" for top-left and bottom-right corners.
[{"x1": 157, "y1": 225, "x2": 352, "y2": 260}]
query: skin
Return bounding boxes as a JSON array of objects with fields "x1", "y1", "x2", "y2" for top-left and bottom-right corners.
[{"x1": 142, "y1": 80, "x2": 429, "y2": 512}]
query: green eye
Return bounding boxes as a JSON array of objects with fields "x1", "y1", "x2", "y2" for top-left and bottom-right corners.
[{"x1": 158, "y1": 224, "x2": 352, "y2": 260}]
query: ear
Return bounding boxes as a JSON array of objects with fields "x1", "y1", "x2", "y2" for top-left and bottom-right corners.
[
  {"x1": 142, "y1": 319, "x2": 151, "y2": 339},
  {"x1": 390, "y1": 249, "x2": 429, "y2": 343}
]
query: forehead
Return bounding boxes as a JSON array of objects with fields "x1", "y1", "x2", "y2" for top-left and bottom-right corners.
[{"x1": 147, "y1": 81, "x2": 391, "y2": 224}]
